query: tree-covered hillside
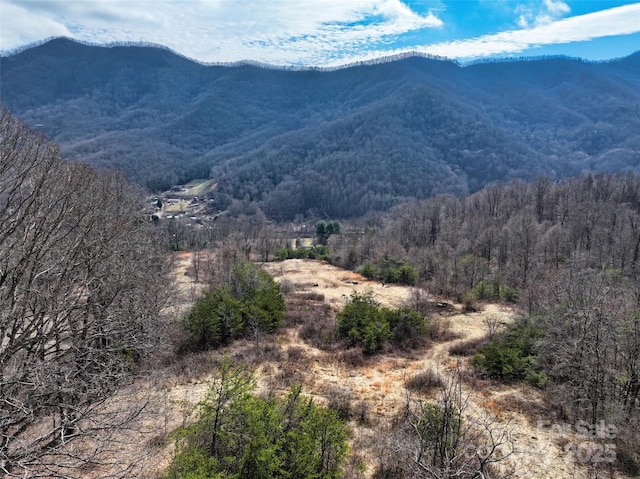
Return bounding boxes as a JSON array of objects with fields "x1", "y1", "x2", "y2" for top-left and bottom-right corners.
[{"x1": 1, "y1": 38, "x2": 639, "y2": 218}]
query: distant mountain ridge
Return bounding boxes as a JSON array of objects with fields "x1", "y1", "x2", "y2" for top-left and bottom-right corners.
[
  {"x1": 0, "y1": 35, "x2": 461, "y2": 70},
  {"x1": 1, "y1": 38, "x2": 639, "y2": 219}
]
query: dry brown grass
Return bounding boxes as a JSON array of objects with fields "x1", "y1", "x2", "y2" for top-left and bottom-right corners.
[
  {"x1": 448, "y1": 334, "x2": 491, "y2": 356},
  {"x1": 92, "y1": 255, "x2": 621, "y2": 479},
  {"x1": 405, "y1": 368, "x2": 444, "y2": 395},
  {"x1": 490, "y1": 388, "x2": 554, "y2": 425}
]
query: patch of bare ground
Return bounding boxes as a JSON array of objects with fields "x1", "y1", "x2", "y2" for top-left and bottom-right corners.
[{"x1": 97, "y1": 257, "x2": 629, "y2": 479}]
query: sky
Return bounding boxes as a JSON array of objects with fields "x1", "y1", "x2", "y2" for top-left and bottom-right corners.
[{"x1": 1, "y1": 0, "x2": 639, "y2": 66}]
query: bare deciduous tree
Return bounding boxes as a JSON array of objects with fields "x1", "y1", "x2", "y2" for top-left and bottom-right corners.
[
  {"x1": 376, "y1": 365, "x2": 516, "y2": 479},
  {"x1": 483, "y1": 315, "x2": 502, "y2": 340},
  {"x1": 0, "y1": 107, "x2": 170, "y2": 478},
  {"x1": 256, "y1": 224, "x2": 281, "y2": 263}
]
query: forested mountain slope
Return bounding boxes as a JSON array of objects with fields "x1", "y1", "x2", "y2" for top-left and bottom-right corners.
[{"x1": 1, "y1": 38, "x2": 639, "y2": 218}]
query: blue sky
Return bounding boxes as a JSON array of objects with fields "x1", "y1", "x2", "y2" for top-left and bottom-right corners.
[{"x1": 1, "y1": 1, "x2": 639, "y2": 66}]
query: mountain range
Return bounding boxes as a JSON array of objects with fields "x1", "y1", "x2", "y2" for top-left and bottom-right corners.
[{"x1": 1, "y1": 38, "x2": 639, "y2": 219}]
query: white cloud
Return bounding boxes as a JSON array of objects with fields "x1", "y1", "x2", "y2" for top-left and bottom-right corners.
[
  {"x1": 176, "y1": 0, "x2": 443, "y2": 64},
  {"x1": 1, "y1": 0, "x2": 638, "y2": 66},
  {"x1": 516, "y1": 0, "x2": 570, "y2": 28},
  {"x1": 0, "y1": 2, "x2": 71, "y2": 49},
  {"x1": 373, "y1": 0, "x2": 442, "y2": 28},
  {"x1": 545, "y1": 0, "x2": 570, "y2": 16},
  {"x1": 1, "y1": 0, "x2": 443, "y2": 63},
  {"x1": 421, "y1": 3, "x2": 640, "y2": 61}
]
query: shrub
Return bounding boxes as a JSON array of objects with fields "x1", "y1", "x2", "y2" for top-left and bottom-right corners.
[
  {"x1": 471, "y1": 279, "x2": 519, "y2": 303},
  {"x1": 275, "y1": 362, "x2": 306, "y2": 388},
  {"x1": 427, "y1": 316, "x2": 457, "y2": 341},
  {"x1": 286, "y1": 346, "x2": 306, "y2": 361},
  {"x1": 289, "y1": 299, "x2": 336, "y2": 348},
  {"x1": 307, "y1": 245, "x2": 331, "y2": 260},
  {"x1": 404, "y1": 288, "x2": 433, "y2": 316},
  {"x1": 276, "y1": 247, "x2": 305, "y2": 260},
  {"x1": 500, "y1": 286, "x2": 519, "y2": 303},
  {"x1": 326, "y1": 387, "x2": 353, "y2": 421},
  {"x1": 337, "y1": 291, "x2": 428, "y2": 354},
  {"x1": 183, "y1": 262, "x2": 285, "y2": 350},
  {"x1": 167, "y1": 364, "x2": 348, "y2": 479},
  {"x1": 397, "y1": 263, "x2": 419, "y2": 285},
  {"x1": 385, "y1": 308, "x2": 427, "y2": 348},
  {"x1": 416, "y1": 402, "x2": 462, "y2": 468},
  {"x1": 184, "y1": 288, "x2": 244, "y2": 349},
  {"x1": 333, "y1": 348, "x2": 367, "y2": 367},
  {"x1": 275, "y1": 245, "x2": 332, "y2": 261},
  {"x1": 293, "y1": 291, "x2": 325, "y2": 301},
  {"x1": 471, "y1": 320, "x2": 545, "y2": 386},
  {"x1": 353, "y1": 401, "x2": 370, "y2": 425},
  {"x1": 358, "y1": 258, "x2": 418, "y2": 285},
  {"x1": 473, "y1": 281, "x2": 489, "y2": 300},
  {"x1": 337, "y1": 290, "x2": 385, "y2": 352},
  {"x1": 405, "y1": 369, "x2": 444, "y2": 394},
  {"x1": 299, "y1": 319, "x2": 337, "y2": 349},
  {"x1": 448, "y1": 335, "x2": 490, "y2": 356},
  {"x1": 280, "y1": 278, "x2": 295, "y2": 294},
  {"x1": 361, "y1": 315, "x2": 392, "y2": 354},
  {"x1": 359, "y1": 261, "x2": 377, "y2": 280},
  {"x1": 337, "y1": 290, "x2": 390, "y2": 354},
  {"x1": 471, "y1": 342, "x2": 532, "y2": 379}
]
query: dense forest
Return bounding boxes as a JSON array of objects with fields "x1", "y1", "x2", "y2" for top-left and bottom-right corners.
[
  {"x1": 327, "y1": 173, "x2": 640, "y2": 474},
  {"x1": 1, "y1": 38, "x2": 639, "y2": 218}
]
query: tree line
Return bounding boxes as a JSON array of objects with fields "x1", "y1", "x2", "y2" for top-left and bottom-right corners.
[{"x1": 328, "y1": 173, "x2": 640, "y2": 474}]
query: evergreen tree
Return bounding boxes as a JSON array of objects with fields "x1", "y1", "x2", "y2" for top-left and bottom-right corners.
[{"x1": 168, "y1": 362, "x2": 348, "y2": 479}]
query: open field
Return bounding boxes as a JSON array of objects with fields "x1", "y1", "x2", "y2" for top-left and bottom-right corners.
[
  {"x1": 102, "y1": 255, "x2": 628, "y2": 478},
  {"x1": 171, "y1": 179, "x2": 217, "y2": 197}
]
